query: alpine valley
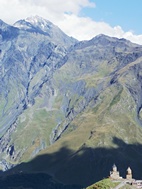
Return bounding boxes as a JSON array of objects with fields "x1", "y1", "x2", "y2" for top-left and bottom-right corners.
[{"x1": 1, "y1": 15, "x2": 142, "y2": 188}]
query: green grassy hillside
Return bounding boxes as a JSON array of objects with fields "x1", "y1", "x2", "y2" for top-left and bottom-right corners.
[
  {"x1": 86, "y1": 178, "x2": 136, "y2": 189},
  {"x1": 86, "y1": 179, "x2": 119, "y2": 189}
]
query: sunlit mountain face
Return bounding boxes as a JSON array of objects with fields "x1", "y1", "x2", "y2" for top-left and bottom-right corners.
[{"x1": 1, "y1": 16, "x2": 142, "y2": 188}]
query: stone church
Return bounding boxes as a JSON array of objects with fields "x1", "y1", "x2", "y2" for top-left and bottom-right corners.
[{"x1": 110, "y1": 164, "x2": 132, "y2": 180}]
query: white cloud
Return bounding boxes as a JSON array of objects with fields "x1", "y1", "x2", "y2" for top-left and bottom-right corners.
[
  {"x1": 0, "y1": 0, "x2": 95, "y2": 23},
  {"x1": 57, "y1": 14, "x2": 142, "y2": 45},
  {"x1": 19, "y1": 0, "x2": 95, "y2": 15},
  {"x1": 0, "y1": 0, "x2": 142, "y2": 45}
]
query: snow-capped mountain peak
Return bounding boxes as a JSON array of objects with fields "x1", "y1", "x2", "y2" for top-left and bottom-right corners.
[
  {"x1": 14, "y1": 15, "x2": 53, "y2": 32},
  {"x1": 13, "y1": 15, "x2": 77, "y2": 46},
  {"x1": 25, "y1": 15, "x2": 52, "y2": 30},
  {"x1": 25, "y1": 15, "x2": 43, "y2": 23}
]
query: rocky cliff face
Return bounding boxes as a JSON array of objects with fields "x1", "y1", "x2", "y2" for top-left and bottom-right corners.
[
  {"x1": 0, "y1": 16, "x2": 77, "y2": 167},
  {"x1": 1, "y1": 16, "x2": 142, "y2": 187}
]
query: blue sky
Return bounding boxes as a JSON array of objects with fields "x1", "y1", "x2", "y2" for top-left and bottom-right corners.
[
  {"x1": 81, "y1": 0, "x2": 142, "y2": 35},
  {"x1": 0, "y1": 0, "x2": 142, "y2": 44}
]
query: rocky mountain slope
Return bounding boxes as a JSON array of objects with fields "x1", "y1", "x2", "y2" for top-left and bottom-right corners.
[
  {"x1": 1, "y1": 16, "x2": 142, "y2": 187},
  {"x1": 0, "y1": 16, "x2": 76, "y2": 167}
]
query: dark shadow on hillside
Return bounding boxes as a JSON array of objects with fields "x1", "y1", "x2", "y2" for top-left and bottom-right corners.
[{"x1": 2, "y1": 137, "x2": 142, "y2": 188}]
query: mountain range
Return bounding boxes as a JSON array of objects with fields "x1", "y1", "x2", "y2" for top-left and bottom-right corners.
[{"x1": 1, "y1": 15, "x2": 142, "y2": 188}]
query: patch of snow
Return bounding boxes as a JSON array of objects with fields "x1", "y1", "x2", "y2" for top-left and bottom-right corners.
[{"x1": 25, "y1": 15, "x2": 52, "y2": 28}]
